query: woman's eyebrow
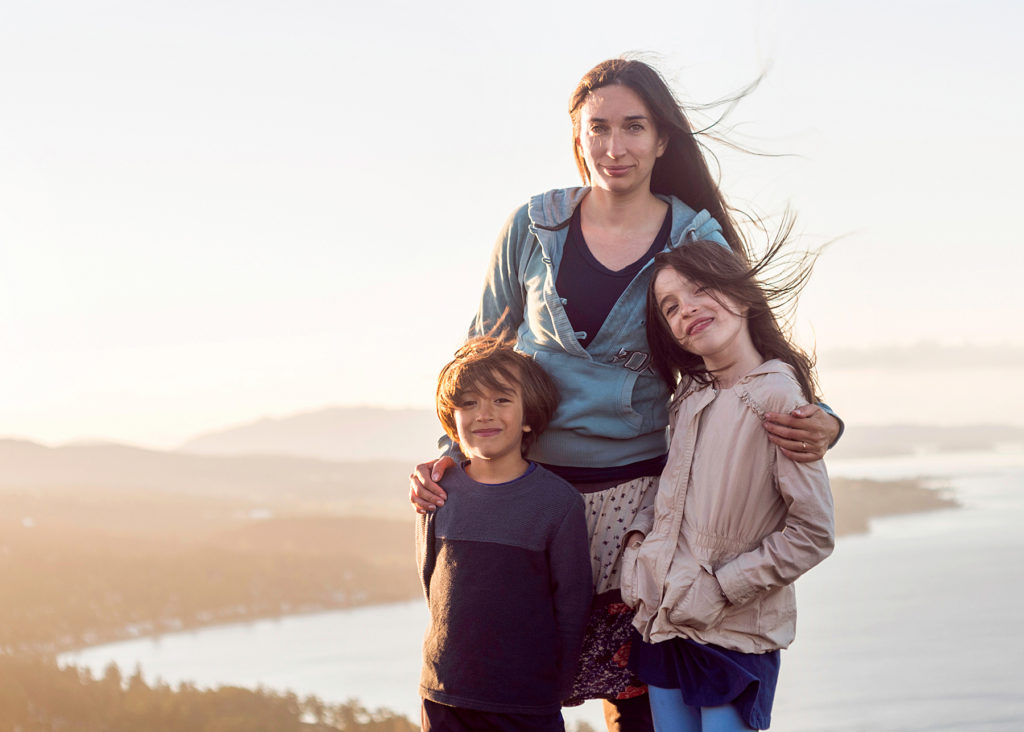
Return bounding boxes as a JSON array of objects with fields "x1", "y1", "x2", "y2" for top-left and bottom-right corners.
[{"x1": 588, "y1": 114, "x2": 650, "y2": 123}]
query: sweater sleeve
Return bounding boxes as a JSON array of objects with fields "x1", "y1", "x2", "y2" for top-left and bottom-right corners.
[
  {"x1": 415, "y1": 511, "x2": 436, "y2": 601},
  {"x1": 548, "y1": 495, "x2": 593, "y2": 699}
]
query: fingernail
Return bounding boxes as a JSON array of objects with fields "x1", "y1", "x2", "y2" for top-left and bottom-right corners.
[{"x1": 431, "y1": 472, "x2": 440, "y2": 481}]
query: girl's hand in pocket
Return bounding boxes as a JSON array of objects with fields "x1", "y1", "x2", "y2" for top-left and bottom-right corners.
[{"x1": 669, "y1": 568, "x2": 729, "y2": 630}]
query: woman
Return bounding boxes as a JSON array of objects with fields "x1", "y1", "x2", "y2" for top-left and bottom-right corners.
[{"x1": 410, "y1": 58, "x2": 840, "y2": 732}]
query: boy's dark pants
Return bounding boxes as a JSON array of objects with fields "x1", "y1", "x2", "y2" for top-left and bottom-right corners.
[
  {"x1": 421, "y1": 692, "x2": 653, "y2": 731},
  {"x1": 421, "y1": 699, "x2": 564, "y2": 731}
]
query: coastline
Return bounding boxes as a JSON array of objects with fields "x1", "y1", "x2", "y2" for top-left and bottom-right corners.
[
  {"x1": 38, "y1": 475, "x2": 957, "y2": 658},
  {"x1": 830, "y1": 475, "x2": 958, "y2": 537}
]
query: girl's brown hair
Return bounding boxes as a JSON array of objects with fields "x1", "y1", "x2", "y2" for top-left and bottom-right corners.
[
  {"x1": 569, "y1": 57, "x2": 750, "y2": 260},
  {"x1": 644, "y1": 235, "x2": 819, "y2": 403},
  {"x1": 436, "y1": 337, "x2": 559, "y2": 456}
]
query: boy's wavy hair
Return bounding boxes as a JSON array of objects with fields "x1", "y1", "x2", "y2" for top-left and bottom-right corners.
[
  {"x1": 645, "y1": 231, "x2": 820, "y2": 404},
  {"x1": 436, "y1": 337, "x2": 559, "y2": 457}
]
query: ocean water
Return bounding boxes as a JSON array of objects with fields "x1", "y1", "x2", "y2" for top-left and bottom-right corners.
[{"x1": 61, "y1": 451, "x2": 1024, "y2": 731}]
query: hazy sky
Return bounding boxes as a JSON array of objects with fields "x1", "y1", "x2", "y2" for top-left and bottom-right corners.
[{"x1": 3, "y1": 0, "x2": 1023, "y2": 447}]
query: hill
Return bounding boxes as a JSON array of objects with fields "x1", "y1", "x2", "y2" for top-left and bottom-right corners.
[
  {"x1": 0, "y1": 439, "x2": 410, "y2": 516},
  {"x1": 179, "y1": 406, "x2": 441, "y2": 462},
  {"x1": 827, "y1": 423, "x2": 1024, "y2": 459},
  {"x1": 176, "y1": 406, "x2": 1024, "y2": 462}
]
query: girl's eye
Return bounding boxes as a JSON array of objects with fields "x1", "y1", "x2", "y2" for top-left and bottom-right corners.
[
  {"x1": 663, "y1": 304, "x2": 678, "y2": 316},
  {"x1": 694, "y1": 287, "x2": 707, "y2": 295}
]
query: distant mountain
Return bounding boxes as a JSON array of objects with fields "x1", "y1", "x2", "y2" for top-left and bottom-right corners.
[
  {"x1": 828, "y1": 423, "x2": 1024, "y2": 459},
  {"x1": 177, "y1": 405, "x2": 1024, "y2": 463},
  {"x1": 0, "y1": 439, "x2": 411, "y2": 512},
  {"x1": 179, "y1": 406, "x2": 441, "y2": 462}
]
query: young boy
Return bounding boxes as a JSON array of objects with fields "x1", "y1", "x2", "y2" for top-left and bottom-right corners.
[{"x1": 417, "y1": 337, "x2": 593, "y2": 732}]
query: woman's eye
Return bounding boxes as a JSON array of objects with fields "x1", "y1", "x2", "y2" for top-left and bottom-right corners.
[
  {"x1": 629, "y1": 123, "x2": 644, "y2": 132},
  {"x1": 694, "y1": 287, "x2": 707, "y2": 295}
]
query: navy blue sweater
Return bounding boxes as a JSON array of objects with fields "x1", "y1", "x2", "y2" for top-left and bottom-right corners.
[{"x1": 416, "y1": 462, "x2": 592, "y2": 714}]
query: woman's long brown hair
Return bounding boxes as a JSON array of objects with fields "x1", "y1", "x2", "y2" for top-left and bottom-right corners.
[{"x1": 569, "y1": 57, "x2": 752, "y2": 261}]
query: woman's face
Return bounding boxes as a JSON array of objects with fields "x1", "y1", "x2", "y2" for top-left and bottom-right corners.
[{"x1": 576, "y1": 84, "x2": 667, "y2": 197}]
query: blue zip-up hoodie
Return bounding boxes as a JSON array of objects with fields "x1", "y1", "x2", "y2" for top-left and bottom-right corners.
[{"x1": 467, "y1": 187, "x2": 729, "y2": 469}]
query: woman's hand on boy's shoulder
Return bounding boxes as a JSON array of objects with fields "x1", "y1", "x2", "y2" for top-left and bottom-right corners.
[
  {"x1": 409, "y1": 456, "x2": 455, "y2": 514},
  {"x1": 762, "y1": 404, "x2": 839, "y2": 462}
]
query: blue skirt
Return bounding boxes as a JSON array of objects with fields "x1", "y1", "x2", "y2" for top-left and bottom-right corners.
[{"x1": 628, "y1": 631, "x2": 780, "y2": 730}]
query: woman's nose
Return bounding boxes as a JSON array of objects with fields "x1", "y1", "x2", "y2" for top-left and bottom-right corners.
[{"x1": 606, "y1": 130, "x2": 626, "y2": 157}]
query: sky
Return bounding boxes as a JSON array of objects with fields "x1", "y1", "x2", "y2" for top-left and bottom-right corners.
[{"x1": 2, "y1": 0, "x2": 1023, "y2": 448}]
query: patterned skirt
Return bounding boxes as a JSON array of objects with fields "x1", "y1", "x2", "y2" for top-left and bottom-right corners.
[{"x1": 564, "y1": 476, "x2": 658, "y2": 705}]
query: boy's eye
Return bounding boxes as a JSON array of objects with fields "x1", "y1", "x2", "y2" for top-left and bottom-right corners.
[
  {"x1": 458, "y1": 399, "x2": 477, "y2": 408},
  {"x1": 495, "y1": 397, "x2": 512, "y2": 404}
]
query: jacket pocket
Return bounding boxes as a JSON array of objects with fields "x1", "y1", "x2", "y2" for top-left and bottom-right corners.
[
  {"x1": 531, "y1": 350, "x2": 645, "y2": 437},
  {"x1": 667, "y1": 567, "x2": 728, "y2": 631}
]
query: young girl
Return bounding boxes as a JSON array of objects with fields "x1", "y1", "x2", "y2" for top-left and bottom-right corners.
[{"x1": 620, "y1": 239, "x2": 835, "y2": 731}]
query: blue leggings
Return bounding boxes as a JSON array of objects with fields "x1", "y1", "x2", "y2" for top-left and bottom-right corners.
[{"x1": 648, "y1": 685, "x2": 756, "y2": 731}]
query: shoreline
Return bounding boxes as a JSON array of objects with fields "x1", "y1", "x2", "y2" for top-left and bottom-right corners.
[
  {"x1": 830, "y1": 475, "x2": 958, "y2": 537},
  {"x1": 39, "y1": 475, "x2": 960, "y2": 659}
]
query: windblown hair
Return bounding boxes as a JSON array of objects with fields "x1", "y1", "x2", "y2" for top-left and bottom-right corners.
[
  {"x1": 436, "y1": 337, "x2": 559, "y2": 456},
  {"x1": 569, "y1": 57, "x2": 750, "y2": 260},
  {"x1": 644, "y1": 234, "x2": 820, "y2": 403}
]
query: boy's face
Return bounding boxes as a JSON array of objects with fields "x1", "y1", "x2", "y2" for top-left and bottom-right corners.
[{"x1": 453, "y1": 379, "x2": 530, "y2": 467}]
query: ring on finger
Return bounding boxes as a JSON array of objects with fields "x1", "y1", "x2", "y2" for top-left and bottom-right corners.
[{"x1": 801, "y1": 441, "x2": 807, "y2": 449}]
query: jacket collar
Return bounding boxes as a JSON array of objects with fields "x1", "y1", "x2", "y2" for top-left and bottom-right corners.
[
  {"x1": 674, "y1": 359, "x2": 795, "y2": 400},
  {"x1": 527, "y1": 187, "x2": 721, "y2": 249}
]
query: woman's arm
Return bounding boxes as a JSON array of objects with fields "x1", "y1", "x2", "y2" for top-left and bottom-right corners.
[
  {"x1": 763, "y1": 403, "x2": 843, "y2": 462},
  {"x1": 409, "y1": 456, "x2": 455, "y2": 513},
  {"x1": 469, "y1": 205, "x2": 530, "y2": 339}
]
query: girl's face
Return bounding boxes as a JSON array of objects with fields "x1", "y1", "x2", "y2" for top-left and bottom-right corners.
[
  {"x1": 652, "y1": 267, "x2": 750, "y2": 369},
  {"x1": 576, "y1": 84, "x2": 667, "y2": 197}
]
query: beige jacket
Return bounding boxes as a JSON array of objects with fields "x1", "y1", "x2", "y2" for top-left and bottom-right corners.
[{"x1": 620, "y1": 360, "x2": 834, "y2": 653}]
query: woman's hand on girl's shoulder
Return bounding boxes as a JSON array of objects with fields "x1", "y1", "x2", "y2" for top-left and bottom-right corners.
[
  {"x1": 409, "y1": 456, "x2": 455, "y2": 514},
  {"x1": 762, "y1": 404, "x2": 840, "y2": 463}
]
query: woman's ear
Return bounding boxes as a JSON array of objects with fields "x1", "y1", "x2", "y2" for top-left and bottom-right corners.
[{"x1": 656, "y1": 134, "x2": 668, "y2": 158}]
